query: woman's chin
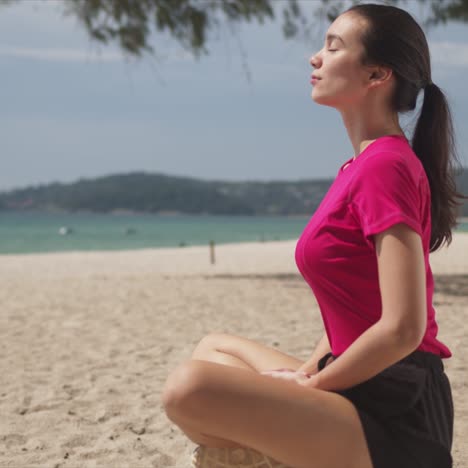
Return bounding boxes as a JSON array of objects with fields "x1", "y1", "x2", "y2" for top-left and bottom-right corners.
[{"x1": 311, "y1": 93, "x2": 336, "y2": 108}]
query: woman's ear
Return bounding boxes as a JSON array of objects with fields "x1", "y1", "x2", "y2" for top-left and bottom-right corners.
[{"x1": 368, "y1": 66, "x2": 393, "y2": 88}]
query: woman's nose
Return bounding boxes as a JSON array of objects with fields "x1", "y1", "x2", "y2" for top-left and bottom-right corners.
[{"x1": 309, "y1": 52, "x2": 320, "y2": 68}]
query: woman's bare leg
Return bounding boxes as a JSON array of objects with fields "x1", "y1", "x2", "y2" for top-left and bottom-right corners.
[
  {"x1": 190, "y1": 333, "x2": 304, "y2": 371},
  {"x1": 162, "y1": 360, "x2": 373, "y2": 468},
  {"x1": 171, "y1": 332, "x2": 307, "y2": 449}
]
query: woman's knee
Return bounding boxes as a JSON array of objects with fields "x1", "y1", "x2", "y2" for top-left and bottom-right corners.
[
  {"x1": 192, "y1": 332, "x2": 231, "y2": 357},
  {"x1": 161, "y1": 361, "x2": 207, "y2": 420},
  {"x1": 200, "y1": 332, "x2": 232, "y2": 349}
]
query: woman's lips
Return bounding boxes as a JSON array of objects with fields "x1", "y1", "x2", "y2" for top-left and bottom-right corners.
[{"x1": 310, "y1": 76, "x2": 320, "y2": 84}]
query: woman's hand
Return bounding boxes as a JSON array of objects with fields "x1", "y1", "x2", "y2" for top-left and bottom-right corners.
[
  {"x1": 294, "y1": 372, "x2": 320, "y2": 388},
  {"x1": 260, "y1": 369, "x2": 320, "y2": 388},
  {"x1": 260, "y1": 368, "x2": 299, "y2": 381}
]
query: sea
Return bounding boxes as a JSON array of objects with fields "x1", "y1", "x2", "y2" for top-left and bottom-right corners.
[{"x1": 1, "y1": 212, "x2": 467, "y2": 255}]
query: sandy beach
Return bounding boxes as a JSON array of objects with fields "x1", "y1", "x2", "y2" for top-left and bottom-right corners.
[{"x1": 1, "y1": 233, "x2": 467, "y2": 467}]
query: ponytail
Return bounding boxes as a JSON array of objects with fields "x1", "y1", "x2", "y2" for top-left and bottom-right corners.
[{"x1": 412, "y1": 83, "x2": 468, "y2": 252}]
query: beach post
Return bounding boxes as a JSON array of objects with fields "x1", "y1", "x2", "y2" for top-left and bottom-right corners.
[{"x1": 209, "y1": 240, "x2": 215, "y2": 265}]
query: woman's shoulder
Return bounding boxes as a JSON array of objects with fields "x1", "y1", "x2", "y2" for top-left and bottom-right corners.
[{"x1": 356, "y1": 140, "x2": 425, "y2": 181}]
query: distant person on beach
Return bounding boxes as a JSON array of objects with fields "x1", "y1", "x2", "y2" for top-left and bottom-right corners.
[{"x1": 162, "y1": 4, "x2": 465, "y2": 467}]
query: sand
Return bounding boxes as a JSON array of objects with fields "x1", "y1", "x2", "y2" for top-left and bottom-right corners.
[{"x1": 1, "y1": 233, "x2": 467, "y2": 467}]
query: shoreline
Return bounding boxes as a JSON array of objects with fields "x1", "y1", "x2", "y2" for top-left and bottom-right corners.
[
  {"x1": 1, "y1": 233, "x2": 467, "y2": 278},
  {"x1": 1, "y1": 229, "x2": 468, "y2": 260},
  {"x1": 1, "y1": 230, "x2": 468, "y2": 256}
]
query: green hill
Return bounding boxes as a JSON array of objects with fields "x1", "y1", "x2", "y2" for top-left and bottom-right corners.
[{"x1": 0, "y1": 168, "x2": 467, "y2": 216}]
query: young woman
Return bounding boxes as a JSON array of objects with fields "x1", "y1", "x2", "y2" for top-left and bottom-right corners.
[{"x1": 162, "y1": 4, "x2": 466, "y2": 467}]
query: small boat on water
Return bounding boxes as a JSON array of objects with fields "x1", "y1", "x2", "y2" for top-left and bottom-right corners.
[{"x1": 58, "y1": 226, "x2": 73, "y2": 236}]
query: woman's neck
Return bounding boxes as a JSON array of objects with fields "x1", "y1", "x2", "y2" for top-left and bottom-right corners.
[{"x1": 339, "y1": 101, "x2": 404, "y2": 158}]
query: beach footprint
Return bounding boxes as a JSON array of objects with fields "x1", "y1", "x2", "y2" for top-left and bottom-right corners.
[
  {"x1": 2, "y1": 433, "x2": 27, "y2": 448},
  {"x1": 61, "y1": 433, "x2": 96, "y2": 450},
  {"x1": 150, "y1": 451, "x2": 175, "y2": 467}
]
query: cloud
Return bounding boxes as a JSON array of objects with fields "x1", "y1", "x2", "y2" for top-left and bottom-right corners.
[
  {"x1": 429, "y1": 41, "x2": 468, "y2": 67},
  {"x1": 0, "y1": 45, "x2": 124, "y2": 63}
]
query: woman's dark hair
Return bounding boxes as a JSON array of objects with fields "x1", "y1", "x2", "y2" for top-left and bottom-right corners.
[{"x1": 345, "y1": 2, "x2": 467, "y2": 252}]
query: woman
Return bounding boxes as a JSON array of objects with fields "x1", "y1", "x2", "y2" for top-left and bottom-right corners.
[{"x1": 161, "y1": 4, "x2": 466, "y2": 468}]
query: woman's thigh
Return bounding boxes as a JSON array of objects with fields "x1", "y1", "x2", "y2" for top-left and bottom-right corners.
[
  {"x1": 191, "y1": 332, "x2": 305, "y2": 372},
  {"x1": 162, "y1": 360, "x2": 373, "y2": 468}
]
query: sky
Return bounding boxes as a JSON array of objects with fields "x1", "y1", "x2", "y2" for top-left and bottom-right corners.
[{"x1": 1, "y1": 0, "x2": 467, "y2": 192}]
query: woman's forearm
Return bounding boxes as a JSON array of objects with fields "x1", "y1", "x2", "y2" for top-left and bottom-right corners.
[
  {"x1": 296, "y1": 332, "x2": 331, "y2": 374},
  {"x1": 314, "y1": 320, "x2": 419, "y2": 391}
]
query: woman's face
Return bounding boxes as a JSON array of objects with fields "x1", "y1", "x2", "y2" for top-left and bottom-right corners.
[{"x1": 309, "y1": 12, "x2": 374, "y2": 109}]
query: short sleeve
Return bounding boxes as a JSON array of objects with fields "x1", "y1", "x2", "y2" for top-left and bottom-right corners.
[{"x1": 348, "y1": 152, "x2": 424, "y2": 242}]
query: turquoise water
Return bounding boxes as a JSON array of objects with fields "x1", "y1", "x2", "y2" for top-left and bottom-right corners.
[
  {"x1": 0, "y1": 212, "x2": 312, "y2": 254},
  {"x1": 1, "y1": 212, "x2": 466, "y2": 255}
]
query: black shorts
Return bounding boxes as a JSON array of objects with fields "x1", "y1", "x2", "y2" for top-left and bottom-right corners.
[{"x1": 317, "y1": 350, "x2": 454, "y2": 468}]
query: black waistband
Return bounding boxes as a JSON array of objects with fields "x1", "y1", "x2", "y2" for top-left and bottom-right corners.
[
  {"x1": 398, "y1": 350, "x2": 444, "y2": 372},
  {"x1": 318, "y1": 349, "x2": 445, "y2": 373}
]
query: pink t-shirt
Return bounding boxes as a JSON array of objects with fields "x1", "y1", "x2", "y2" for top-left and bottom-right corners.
[{"x1": 295, "y1": 134, "x2": 452, "y2": 358}]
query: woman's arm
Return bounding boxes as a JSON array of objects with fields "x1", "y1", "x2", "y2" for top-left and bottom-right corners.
[
  {"x1": 307, "y1": 223, "x2": 427, "y2": 391},
  {"x1": 295, "y1": 332, "x2": 332, "y2": 375},
  {"x1": 310, "y1": 320, "x2": 417, "y2": 390}
]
